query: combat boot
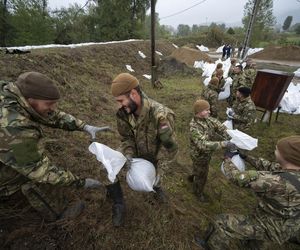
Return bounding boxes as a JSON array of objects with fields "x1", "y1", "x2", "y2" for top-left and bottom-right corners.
[
  {"x1": 106, "y1": 181, "x2": 125, "y2": 227},
  {"x1": 194, "y1": 223, "x2": 214, "y2": 250},
  {"x1": 153, "y1": 186, "x2": 169, "y2": 204},
  {"x1": 59, "y1": 201, "x2": 85, "y2": 220}
]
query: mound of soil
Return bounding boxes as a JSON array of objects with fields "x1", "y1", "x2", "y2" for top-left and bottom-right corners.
[
  {"x1": 169, "y1": 47, "x2": 213, "y2": 66},
  {"x1": 250, "y1": 45, "x2": 300, "y2": 61},
  {"x1": 157, "y1": 56, "x2": 201, "y2": 77}
]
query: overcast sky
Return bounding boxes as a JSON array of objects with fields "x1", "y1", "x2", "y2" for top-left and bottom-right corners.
[{"x1": 48, "y1": 0, "x2": 300, "y2": 27}]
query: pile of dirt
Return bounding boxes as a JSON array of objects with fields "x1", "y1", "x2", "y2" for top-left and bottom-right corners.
[
  {"x1": 157, "y1": 56, "x2": 201, "y2": 77},
  {"x1": 250, "y1": 45, "x2": 300, "y2": 61},
  {"x1": 169, "y1": 47, "x2": 213, "y2": 66}
]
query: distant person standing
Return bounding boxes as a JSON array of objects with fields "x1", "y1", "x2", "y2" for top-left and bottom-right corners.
[
  {"x1": 222, "y1": 45, "x2": 227, "y2": 60},
  {"x1": 200, "y1": 77, "x2": 220, "y2": 118},
  {"x1": 226, "y1": 44, "x2": 232, "y2": 59}
]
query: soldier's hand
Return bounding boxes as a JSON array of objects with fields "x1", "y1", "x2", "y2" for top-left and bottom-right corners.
[
  {"x1": 124, "y1": 155, "x2": 133, "y2": 169},
  {"x1": 84, "y1": 178, "x2": 102, "y2": 189},
  {"x1": 83, "y1": 124, "x2": 111, "y2": 140},
  {"x1": 221, "y1": 141, "x2": 238, "y2": 151},
  {"x1": 228, "y1": 110, "x2": 235, "y2": 119},
  {"x1": 224, "y1": 150, "x2": 239, "y2": 159},
  {"x1": 238, "y1": 150, "x2": 247, "y2": 160}
]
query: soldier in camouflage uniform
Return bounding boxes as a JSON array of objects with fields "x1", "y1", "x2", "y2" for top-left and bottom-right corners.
[
  {"x1": 243, "y1": 58, "x2": 257, "y2": 89},
  {"x1": 228, "y1": 58, "x2": 237, "y2": 79},
  {"x1": 111, "y1": 73, "x2": 178, "y2": 223},
  {"x1": 0, "y1": 72, "x2": 108, "y2": 222},
  {"x1": 211, "y1": 63, "x2": 223, "y2": 78},
  {"x1": 189, "y1": 100, "x2": 236, "y2": 202},
  {"x1": 197, "y1": 135, "x2": 300, "y2": 249},
  {"x1": 228, "y1": 87, "x2": 256, "y2": 132},
  {"x1": 215, "y1": 69, "x2": 225, "y2": 93},
  {"x1": 200, "y1": 77, "x2": 219, "y2": 118},
  {"x1": 228, "y1": 64, "x2": 246, "y2": 106}
]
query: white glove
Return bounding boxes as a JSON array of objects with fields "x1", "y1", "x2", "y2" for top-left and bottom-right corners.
[
  {"x1": 83, "y1": 125, "x2": 110, "y2": 140},
  {"x1": 84, "y1": 178, "x2": 101, "y2": 189}
]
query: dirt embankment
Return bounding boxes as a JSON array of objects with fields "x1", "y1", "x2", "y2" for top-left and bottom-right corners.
[{"x1": 249, "y1": 45, "x2": 300, "y2": 61}]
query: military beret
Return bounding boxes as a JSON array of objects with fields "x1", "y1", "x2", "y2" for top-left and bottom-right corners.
[
  {"x1": 111, "y1": 73, "x2": 139, "y2": 97},
  {"x1": 15, "y1": 72, "x2": 60, "y2": 100},
  {"x1": 194, "y1": 99, "x2": 210, "y2": 114},
  {"x1": 216, "y1": 63, "x2": 223, "y2": 69},
  {"x1": 210, "y1": 77, "x2": 219, "y2": 86},
  {"x1": 238, "y1": 87, "x2": 251, "y2": 97},
  {"x1": 277, "y1": 136, "x2": 300, "y2": 166}
]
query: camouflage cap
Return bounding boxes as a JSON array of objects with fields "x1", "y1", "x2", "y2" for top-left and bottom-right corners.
[
  {"x1": 15, "y1": 72, "x2": 60, "y2": 100},
  {"x1": 277, "y1": 136, "x2": 300, "y2": 166},
  {"x1": 194, "y1": 99, "x2": 210, "y2": 114},
  {"x1": 111, "y1": 73, "x2": 139, "y2": 97}
]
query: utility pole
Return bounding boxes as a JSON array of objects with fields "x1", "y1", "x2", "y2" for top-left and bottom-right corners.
[
  {"x1": 241, "y1": 0, "x2": 260, "y2": 59},
  {"x1": 150, "y1": 0, "x2": 156, "y2": 87}
]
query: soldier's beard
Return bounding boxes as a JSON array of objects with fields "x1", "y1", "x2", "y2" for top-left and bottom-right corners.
[{"x1": 122, "y1": 98, "x2": 138, "y2": 114}]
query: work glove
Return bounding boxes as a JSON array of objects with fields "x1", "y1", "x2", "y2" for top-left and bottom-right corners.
[
  {"x1": 124, "y1": 155, "x2": 133, "y2": 169},
  {"x1": 227, "y1": 110, "x2": 235, "y2": 119},
  {"x1": 84, "y1": 178, "x2": 102, "y2": 189},
  {"x1": 221, "y1": 141, "x2": 238, "y2": 151},
  {"x1": 237, "y1": 150, "x2": 247, "y2": 160},
  {"x1": 224, "y1": 150, "x2": 239, "y2": 159},
  {"x1": 83, "y1": 124, "x2": 111, "y2": 140}
]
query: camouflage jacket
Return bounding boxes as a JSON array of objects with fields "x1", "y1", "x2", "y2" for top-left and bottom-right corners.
[
  {"x1": 232, "y1": 72, "x2": 246, "y2": 94},
  {"x1": 223, "y1": 156, "x2": 300, "y2": 219},
  {"x1": 228, "y1": 65, "x2": 236, "y2": 79},
  {"x1": 218, "y1": 77, "x2": 225, "y2": 93},
  {"x1": 0, "y1": 81, "x2": 85, "y2": 196},
  {"x1": 232, "y1": 96, "x2": 256, "y2": 131},
  {"x1": 200, "y1": 84, "x2": 219, "y2": 118},
  {"x1": 243, "y1": 68, "x2": 257, "y2": 89},
  {"x1": 189, "y1": 116, "x2": 229, "y2": 157},
  {"x1": 116, "y1": 92, "x2": 178, "y2": 164}
]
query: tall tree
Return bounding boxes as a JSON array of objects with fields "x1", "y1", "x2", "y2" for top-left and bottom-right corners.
[
  {"x1": 177, "y1": 24, "x2": 190, "y2": 37},
  {"x1": 0, "y1": 0, "x2": 10, "y2": 46},
  {"x1": 242, "y1": 0, "x2": 275, "y2": 46},
  {"x1": 282, "y1": 15, "x2": 293, "y2": 31},
  {"x1": 9, "y1": 0, "x2": 54, "y2": 45}
]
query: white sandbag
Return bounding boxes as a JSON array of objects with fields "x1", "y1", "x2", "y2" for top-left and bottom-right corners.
[
  {"x1": 223, "y1": 119, "x2": 233, "y2": 130},
  {"x1": 218, "y1": 77, "x2": 232, "y2": 100},
  {"x1": 227, "y1": 129, "x2": 258, "y2": 150},
  {"x1": 221, "y1": 154, "x2": 246, "y2": 174},
  {"x1": 203, "y1": 77, "x2": 211, "y2": 86},
  {"x1": 88, "y1": 142, "x2": 127, "y2": 183},
  {"x1": 126, "y1": 158, "x2": 156, "y2": 192}
]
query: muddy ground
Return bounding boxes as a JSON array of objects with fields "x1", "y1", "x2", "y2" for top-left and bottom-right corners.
[{"x1": 0, "y1": 40, "x2": 300, "y2": 250}]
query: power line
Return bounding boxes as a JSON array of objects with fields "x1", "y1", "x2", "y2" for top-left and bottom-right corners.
[{"x1": 160, "y1": 0, "x2": 208, "y2": 20}]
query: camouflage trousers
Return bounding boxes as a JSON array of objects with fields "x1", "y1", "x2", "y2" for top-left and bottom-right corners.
[
  {"x1": 207, "y1": 213, "x2": 300, "y2": 249},
  {"x1": 191, "y1": 153, "x2": 212, "y2": 196},
  {"x1": 1, "y1": 182, "x2": 67, "y2": 222}
]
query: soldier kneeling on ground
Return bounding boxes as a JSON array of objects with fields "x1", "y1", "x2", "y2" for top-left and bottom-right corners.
[
  {"x1": 196, "y1": 135, "x2": 300, "y2": 249},
  {"x1": 0, "y1": 72, "x2": 110, "y2": 222}
]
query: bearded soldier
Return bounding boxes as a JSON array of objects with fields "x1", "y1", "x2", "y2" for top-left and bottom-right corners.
[{"x1": 110, "y1": 73, "x2": 178, "y2": 226}]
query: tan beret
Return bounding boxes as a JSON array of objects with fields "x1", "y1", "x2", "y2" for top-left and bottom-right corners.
[
  {"x1": 111, "y1": 73, "x2": 139, "y2": 97},
  {"x1": 277, "y1": 136, "x2": 300, "y2": 166},
  {"x1": 210, "y1": 77, "x2": 219, "y2": 86},
  {"x1": 194, "y1": 99, "x2": 210, "y2": 114},
  {"x1": 216, "y1": 63, "x2": 223, "y2": 69},
  {"x1": 15, "y1": 72, "x2": 60, "y2": 100}
]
